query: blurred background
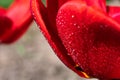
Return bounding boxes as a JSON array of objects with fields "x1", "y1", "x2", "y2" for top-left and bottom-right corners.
[
  {"x1": 0, "y1": 0, "x2": 120, "y2": 80},
  {"x1": 0, "y1": 22, "x2": 88, "y2": 80}
]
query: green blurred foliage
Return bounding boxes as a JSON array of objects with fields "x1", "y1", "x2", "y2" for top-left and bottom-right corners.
[
  {"x1": 42, "y1": 0, "x2": 46, "y2": 6},
  {"x1": 107, "y1": 0, "x2": 111, "y2": 3},
  {"x1": 0, "y1": 0, "x2": 13, "y2": 8}
]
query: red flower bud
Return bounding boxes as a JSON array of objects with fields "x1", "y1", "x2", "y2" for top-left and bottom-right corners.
[
  {"x1": 31, "y1": 0, "x2": 120, "y2": 79},
  {"x1": 0, "y1": 0, "x2": 33, "y2": 43}
]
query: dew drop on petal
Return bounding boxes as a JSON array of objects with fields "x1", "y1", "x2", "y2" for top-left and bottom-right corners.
[{"x1": 71, "y1": 15, "x2": 75, "y2": 18}]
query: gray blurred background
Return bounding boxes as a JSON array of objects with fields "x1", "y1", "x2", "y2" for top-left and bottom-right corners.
[
  {"x1": 0, "y1": 22, "x2": 89, "y2": 80},
  {"x1": 0, "y1": 0, "x2": 120, "y2": 80}
]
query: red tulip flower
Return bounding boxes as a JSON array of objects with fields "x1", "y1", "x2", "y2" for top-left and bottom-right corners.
[
  {"x1": 0, "y1": 0, "x2": 33, "y2": 43},
  {"x1": 31, "y1": 0, "x2": 120, "y2": 80}
]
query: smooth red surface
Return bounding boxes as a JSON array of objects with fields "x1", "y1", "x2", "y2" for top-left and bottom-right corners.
[
  {"x1": 0, "y1": 0, "x2": 33, "y2": 43},
  {"x1": 31, "y1": 0, "x2": 120, "y2": 79}
]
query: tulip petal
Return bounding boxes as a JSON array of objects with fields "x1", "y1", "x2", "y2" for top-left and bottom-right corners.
[
  {"x1": 107, "y1": 6, "x2": 120, "y2": 23},
  {"x1": 1, "y1": 0, "x2": 33, "y2": 43},
  {"x1": 56, "y1": 1, "x2": 120, "y2": 79},
  {"x1": 0, "y1": 16, "x2": 12, "y2": 37},
  {"x1": 0, "y1": 7, "x2": 13, "y2": 41},
  {"x1": 0, "y1": 7, "x2": 6, "y2": 15},
  {"x1": 31, "y1": 0, "x2": 87, "y2": 78},
  {"x1": 47, "y1": 0, "x2": 70, "y2": 33},
  {"x1": 85, "y1": 0, "x2": 106, "y2": 12},
  {"x1": 47, "y1": 0, "x2": 58, "y2": 33},
  {"x1": 58, "y1": 0, "x2": 69, "y2": 7},
  {"x1": 32, "y1": 0, "x2": 120, "y2": 79}
]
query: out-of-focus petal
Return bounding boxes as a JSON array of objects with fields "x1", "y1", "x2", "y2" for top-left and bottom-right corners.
[
  {"x1": 0, "y1": 16, "x2": 12, "y2": 37},
  {"x1": 0, "y1": 7, "x2": 6, "y2": 15},
  {"x1": 1, "y1": 0, "x2": 33, "y2": 43}
]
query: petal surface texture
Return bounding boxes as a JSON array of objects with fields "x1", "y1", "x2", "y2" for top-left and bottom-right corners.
[
  {"x1": 31, "y1": 0, "x2": 120, "y2": 79},
  {"x1": 31, "y1": 0, "x2": 87, "y2": 78},
  {"x1": 57, "y1": 1, "x2": 120, "y2": 79}
]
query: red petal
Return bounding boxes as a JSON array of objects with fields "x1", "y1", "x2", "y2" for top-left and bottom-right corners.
[
  {"x1": 47, "y1": 0, "x2": 58, "y2": 33},
  {"x1": 107, "y1": 6, "x2": 120, "y2": 23},
  {"x1": 56, "y1": 1, "x2": 120, "y2": 79},
  {"x1": 0, "y1": 16, "x2": 12, "y2": 37},
  {"x1": 58, "y1": 0, "x2": 69, "y2": 7},
  {"x1": 85, "y1": 0, "x2": 106, "y2": 12},
  {"x1": 0, "y1": 8, "x2": 13, "y2": 41},
  {"x1": 31, "y1": 0, "x2": 87, "y2": 78},
  {"x1": 0, "y1": 7, "x2": 6, "y2": 15},
  {"x1": 1, "y1": 0, "x2": 33, "y2": 43},
  {"x1": 47, "y1": 0, "x2": 70, "y2": 33}
]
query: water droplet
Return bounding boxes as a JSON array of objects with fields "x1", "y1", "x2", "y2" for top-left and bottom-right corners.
[
  {"x1": 73, "y1": 23, "x2": 77, "y2": 26},
  {"x1": 71, "y1": 32, "x2": 74, "y2": 35},
  {"x1": 68, "y1": 41, "x2": 72, "y2": 44},
  {"x1": 71, "y1": 15, "x2": 75, "y2": 18},
  {"x1": 71, "y1": 49, "x2": 76, "y2": 55},
  {"x1": 66, "y1": 33, "x2": 74, "y2": 40},
  {"x1": 77, "y1": 26, "x2": 80, "y2": 28}
]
